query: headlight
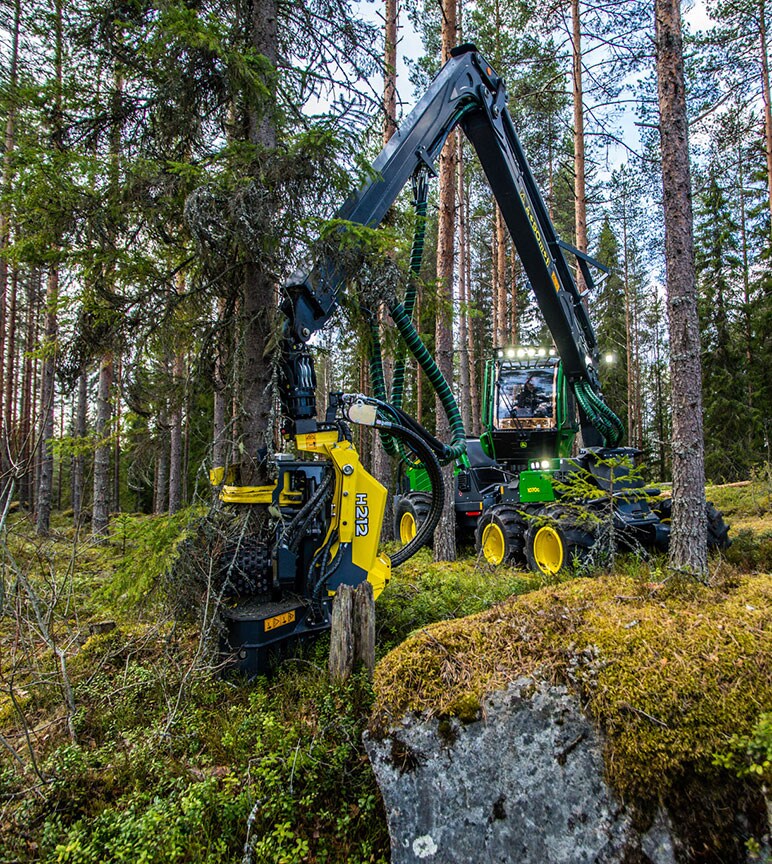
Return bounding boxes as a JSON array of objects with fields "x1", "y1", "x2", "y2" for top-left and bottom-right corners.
[{"x1": 540, "y1": 459, "x2": 551, "y2": 469}]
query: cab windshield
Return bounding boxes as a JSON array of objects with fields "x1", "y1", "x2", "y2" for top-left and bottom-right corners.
[{"x1": 496, "y1": 367, "x2": 555, "y2": 423}]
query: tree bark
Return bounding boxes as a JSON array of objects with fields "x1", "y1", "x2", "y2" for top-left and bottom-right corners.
[
  {"x1": 655, "y1": 0, "x2": 707, "y2": 576},
  {"x1": 240, "y1": 0, "x2": 279, "y2": 486},
  {"x1": 0, "y1": 0, "x2": 20, "y2": 488},
  {"x1": 168, "y1": 352, "x2": 184, "y2": 513},
  {"x1": 384, "y1": 0, "x2": 399, "y2": 144},
  {"x1": 72, "y1": 370, "x2": 87, "y2": 525},
  {"x1": 759, "y1": 0, "x2": 772, "y2": 236},
  {"x1": 36, "y1": 267, "x2": 58, "y2": 535},
  {"x1": 571, "y1": 0, "x2": 588, "y2": 292},
  {"x1": 92, "y1": 355, "x2": 113, "y2": 534},
  {"x1": 433, "y1": 0, "x2": 457, "y2": 562},
  {"x1": 212, "y1": 297, "x2": 229, "y2": 471},
  {"x1": 496, "y1": 206, "x2": 507, "y2": 346},
  {"x1": 457, "y1": 130, "x2": 471, "y2": 433}
]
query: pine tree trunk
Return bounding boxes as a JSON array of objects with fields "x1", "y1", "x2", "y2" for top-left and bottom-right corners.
[
  {"x1": 374, "y1": 1, "x2": 401, "y2": 540},
  {"x1": 384, "y1": 0, "x2": 399, "y2": 143},
  {"x1": 4, "y1": 271, "x2": 17, "y2": 456},
  {"x1": 433, "y1": 0, "x2": 457, "y2": 562},
  {"x1": 457, "y1": 130, "x2": 471, "y2": 433},
  {"x1": 241, "y1": 0, "x2": 278, "y2": 486},
  {"x1": 466, "y1": 229, "x2": 480, "y2": 436},
  {"x1": 620, "y1": 189, "x2": 634, "y2": 445},
  {"x1": 113, "y1": 356, "x2": 121, "y2": 513},
  {"x1": 72, "y1": 370, "x2": 87, "y2": 526},
  {"x1": 213, "y1": 298, "x2": 229, "y2": 471},
  {"x1": 92, "y1": 355, "x2": 113, "y2": 535},
  {"x1": 36, "y1": 267, "x2": 58, "y2": 536},
  {"x1": 571, "y1": 0, "x2": 588, "y2": 291},
  {"x1": 35, "y1": 0, "x2": 63, "y2": 534},
  {"x1": 759, "y1": 0, "x2": 772, "y2": 236},
  {"x1": 737, "y1": 148, "x2": 754, "y2": 419},
  {"x1": 168, "y1": 352, "x2": 184, "y2": 514},
  {"x1": 509, "y1": 245, "x2": 518, "y2": 341},
  {"x1": 19, "y1": 272, "x2": 39, "y2": 511},
  {"x1": 0, "y1": 0, "x2": 20, "y2": 489},
  {"x1": 496, "y1": 207, "x2": 507, "y2": 345},
  {"x1": 155, "y1": 429, "x2": 168, "y2": 514},
  {"x1": 655, "y1": 0, "x2": 707, "y2": 576}
]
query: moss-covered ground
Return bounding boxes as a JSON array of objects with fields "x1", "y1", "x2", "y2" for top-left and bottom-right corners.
[{"x1": 0, "y1": 473, "x2": 769, "y2": 862}]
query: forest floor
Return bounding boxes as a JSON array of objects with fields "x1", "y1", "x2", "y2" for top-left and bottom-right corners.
[{"x1": 0, "y1": 475, "x2": 770, "y2": 863}]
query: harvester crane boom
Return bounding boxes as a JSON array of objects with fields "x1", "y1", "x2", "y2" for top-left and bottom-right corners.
[{"x1": 281, "y1": 43, "x2": 620, "y2": 447}]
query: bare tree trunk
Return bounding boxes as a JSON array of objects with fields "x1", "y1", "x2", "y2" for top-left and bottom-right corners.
[
  {"x1": 509, "y1": 245, "x2": 518, "y2": 341},
  {"x1": 433, "y1": 0, "x2": 457, "y2": 562},
  {"x1": 571, "y1": 0, "x2": 588, "y2": 291},
  {"x1": 72, "y1": 370, "x2": 87, "y2": 525},
  {"x1": 491, "y1": 224, "x2": 499, "y2": 341},
  {"x1": 212, "y1": 298, "x2": 229, "y2": 471},
  {"x1": 655, "y1": 0, "x2": 707, "y2": 576},
  {"x1": 155, "y1": 427, "x2": 169, "y2": 514},
  {"x1": 168, "y1": 351, "x2": 184, "y2": 514},
  {"x1": 0, "y1": 0, "x2": 20, "y2": 488},
  {"x1": 4, "y1": 271, "x2": 18, "y2": 462},
  {"x1": 373, "y1": 0, "x2": 401, "y2": 539},
  {"x1": 92, "y1": 356, "x2": 113, "y2": 535},
  {"x1": 241, "y1": 0, "x2": 278, "y2": 486},
  {"x1": 384, "y1": 0, "x2": 399, "y2": 143},
  {"x1": 465, "y1": 225, "x2": 480, "y2": 436},
  {"x1": 759, "y1": 0, "x2": 772, "y2": 236},
  {"x1": 457, "y1": 130, "x2": 471, "y2": 432},
  {"x1": 36, "y1": 267, "x2": 58, "y2": 536},
  {"x1": 35, "y1": 0, "x2": 63, "y2": 535},
  {"x1": 737, "y1": 147, "x2": 754, "y2": 420},
  {"x1": 113, "y1": 355, "x2": 121, "y2": 513},
  {"x1": 620, "y1": 186, "x2": 634, "y2": 445},
  {"x1": 496, "y1": 207, "x2": 507, "y2": 345},
  {"x1": 18, "y1": 273, "x2": 36, "y2": 511}
]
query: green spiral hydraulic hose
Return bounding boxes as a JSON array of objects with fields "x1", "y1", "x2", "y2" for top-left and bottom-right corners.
[
  {"x1": 370, "y1": 170, "x2": 429, "y2": 463},
  {"x1": 388, "y1": 297, "x2": 468, "y2": 465},
  {"x1": 574, "y1": 381, "x2": 625, "y2": 447},
  {"x1": 368, "y1": 103, "x2": 476, "y2": 467}
]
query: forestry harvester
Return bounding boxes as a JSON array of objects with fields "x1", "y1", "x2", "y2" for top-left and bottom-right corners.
[{"x1": 210, "y1": 44, "x2": 728, "y2": 676}]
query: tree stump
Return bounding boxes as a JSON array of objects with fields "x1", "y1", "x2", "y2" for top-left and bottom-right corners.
[{"x1": 329, "y1": 580, "x2": 375, "y2": 682}]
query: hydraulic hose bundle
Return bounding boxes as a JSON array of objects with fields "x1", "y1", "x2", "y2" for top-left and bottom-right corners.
[
  {"x1": 368, "y1": 167, "x2": 468, "y2": 469},
  {"x1": 573, "y1": 381, "x2": 625, "y2": 447}
]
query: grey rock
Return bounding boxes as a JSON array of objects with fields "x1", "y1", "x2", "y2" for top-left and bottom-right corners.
[{"x1": 365, "y1": 678, "x2": 676, "y2": 864}]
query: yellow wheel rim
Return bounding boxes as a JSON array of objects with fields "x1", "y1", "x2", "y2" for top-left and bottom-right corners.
[
  {"x1": 399, "y1": 511, "x2": 417, "y2": 544},
  {"x1": 481, "y1": 522, "x2": 506, "y2": 565},
  {"x1": 533, "y1": 525, "x2": 564, "y2": 574}
]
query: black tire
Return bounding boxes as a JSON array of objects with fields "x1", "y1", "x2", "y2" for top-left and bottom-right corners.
[
  {"x1": 475, "y1": 505, "x2": 526, "y2": 565},
  {"x1": 707, "y1": 502, "x2": 730, "y2": 550},
  {"x1": 652, "y1": 497, "x2": 672, "y2": 524},
  {"x1": 219, "y1": 536, "x2": 272, "y2": 598},
  {"x1": 524, "y1": 506, "x2": 597, "y2": 576},
  {"x1": 394, "y1": 492, "x2": 433, "y2": 546},
  {"x1": 653, "y1": 498, "x2": 730, "y2": 551}
]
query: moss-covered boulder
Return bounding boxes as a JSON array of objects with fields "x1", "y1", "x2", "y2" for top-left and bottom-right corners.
[{"x1": 368, "y1": 573, "x2": 771, "y2": 862}]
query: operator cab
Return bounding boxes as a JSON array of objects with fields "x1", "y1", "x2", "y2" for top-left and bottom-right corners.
[{"x1": 481, "y1": 353, "x2": 578, "y2": 470}]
